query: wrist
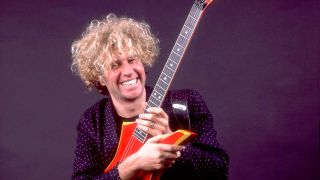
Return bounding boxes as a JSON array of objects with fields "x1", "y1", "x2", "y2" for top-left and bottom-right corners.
[{"x1": 118, "y1": 154, "x2": 141, "y2": 179}]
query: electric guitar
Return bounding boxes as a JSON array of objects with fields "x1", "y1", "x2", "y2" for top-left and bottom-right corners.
[{"x1": 104, "y1": 0, "x2": 215, "y2": 179}]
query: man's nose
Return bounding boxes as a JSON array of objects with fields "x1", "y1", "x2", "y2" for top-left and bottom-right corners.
[{"x1": 122, "y1": 62, "x2": 133, "y2": 75}]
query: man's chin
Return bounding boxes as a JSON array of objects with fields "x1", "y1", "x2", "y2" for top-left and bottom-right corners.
[
  {"x1": 121, "y1": 95, "x2": 139, "y2": 102},
  {"x1": 121, "y1": 89, "x2": 144, "y2": 101}
]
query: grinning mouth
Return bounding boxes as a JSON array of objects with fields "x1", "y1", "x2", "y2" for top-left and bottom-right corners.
[{"x1": 121, "y1": 78, "x2": 138, "y2": 87}]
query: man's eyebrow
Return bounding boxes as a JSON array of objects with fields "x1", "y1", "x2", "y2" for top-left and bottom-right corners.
[{"x1": 112, "y1": 59, "x2": 121, "y2": 64}]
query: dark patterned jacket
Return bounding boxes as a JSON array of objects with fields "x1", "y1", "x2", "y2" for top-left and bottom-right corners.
[{"x1": 72, "y1": 87, "x2": 229, "y2": 179}]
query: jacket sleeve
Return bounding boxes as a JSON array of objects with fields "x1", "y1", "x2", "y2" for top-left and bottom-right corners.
[
  {"x1": 164, "y1": 89, "x2": 229, "y2": 179},
  {"x1": 71, "y1": 110, "x2": 120, "y2": 180}
]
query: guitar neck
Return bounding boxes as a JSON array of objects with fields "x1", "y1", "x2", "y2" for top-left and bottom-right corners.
[
  {"x1": 146, "y1": 2, "x2": 208, "y2": 109},
  {"x1": 134, "y1": 0, "x2": 214, "y2": 142}
]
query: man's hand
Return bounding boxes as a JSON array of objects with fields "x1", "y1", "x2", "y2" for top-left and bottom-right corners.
[
  {"x1": 118, "y1": 135, "x2": 185, "y2": 179},
  {"x1": 136, "y1": 106, "x2": 172, "y2": 136}
]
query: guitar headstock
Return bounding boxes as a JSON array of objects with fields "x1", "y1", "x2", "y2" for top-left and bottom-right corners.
[{"x1": 195, "y1": 0, "x2": 215, "y2": 10}]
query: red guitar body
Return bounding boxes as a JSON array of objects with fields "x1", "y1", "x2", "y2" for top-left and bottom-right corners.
[{"x1": 104, "y1": 122, "x2": 196, "y2": 180}]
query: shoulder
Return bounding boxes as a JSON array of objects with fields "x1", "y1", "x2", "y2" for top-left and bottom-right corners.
[
  {"x1": 75, "y1": 97, "x2": 114, "y2": 136},
  {"x1": 82, "y1": 97, "x2": 110, "y2": 118},
  {"x1": 77, "y1": 96, "x2": 113, "y2": 129}
]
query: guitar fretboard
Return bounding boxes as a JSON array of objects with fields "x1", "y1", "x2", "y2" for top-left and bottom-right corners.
[{"x1": 133, "y1": 1, "x2": 209, "y2": 142}]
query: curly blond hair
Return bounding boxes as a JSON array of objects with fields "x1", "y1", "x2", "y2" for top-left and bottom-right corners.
[{"x1": 71, "y1": 13, "x2": 159, "y2": 93}]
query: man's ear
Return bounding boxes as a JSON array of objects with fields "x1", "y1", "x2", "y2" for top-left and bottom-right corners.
[
  {"x1": 94, "y1": 79, "x2": 109, "y2": 95},
  {"x1": 99, "y1": 76, "x2": 106, "y2": 86}
]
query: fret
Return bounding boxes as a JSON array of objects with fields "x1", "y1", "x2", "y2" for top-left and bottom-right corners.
[
  {"x1": 150, "y1": 93, "x2": 161, "y2": 101},
  {"x1": 134, "y1": 129, "x2": 146, "y2": 142},
  {"x1": 185, "y1": 17, "x2": 197, "y2": 30},
  {"x1": 173, "y1": 47, "x2": 183, "y2": 56},
  {"x1": 166, "y1": 59, "x2": 178, "y2": 70},
  {"x1": 159, "y1": 73, "x2": 171, "y2": 85},
  {"x1": 151, "y1": 93, "x2": 162, "y2": 101},
  {"x1": 191, "y1": 8, "x2": 200, "y2": 19},
  {"x1": 155, "y1": 84, "x2": 165, "y2": 94},
  {"x1": 172, "y1": 51, "x2": 181, "y2": 58},
  {"x1": 163, "y1": 66, "x2": 174, "y2": 77},
  {"x1": 189, "y1": 5, "x2": 200, "y2": 18},
  {"x1": 152, "y1": 89, "x2": 162, "y2": 99},
  {"x1": 176, "y1": 42, "x2": 184, "y2": 51},
  {"x1": 173, "y1": 43, "x2": 185, "y2": 56},
  {"x1": 152, "y1": 92, "x2": 162, "y2": 104},
  {"x1": 136, "y1": 128, "x2": 147, "y2": 137},
  {"x1": 195, "y1": 0, "x2": 201, "y2": 9},
  {"x1": 176, "y1": 35, "x2": 188, "y2": 48},
  {"x1": 179, "y1": 33, "x2": 188, "y2": 41},
  {"x1": 151, "y1": 92, "x2": 163, "y2": 102},
  {"x1": 159, "y1": 78, "x2": 169, "y2": 87},
  {"x1": 160, "y1": 77, "x2": 169, "y2": 85},
  {"x1": 169, "y1": 57, "x2": 179, "y2": 64},
  {"x1": 183, "y1": 24, "x2": 192, "y2": 31},
  {"x1": 158, "y1": 77, "x2": 169, "y2": 90},
  {"x1": 195, "y1": 0, "x2": 208, "y2": 11},
  {"x1": 173, "y1": 45, "x2": 184, "y2": 57},
  {"x1": 165, "y1": 63, "x2": 174, "y2": 72},
  {"x1": 194, "y1": 11, "x2": 201, "y2": 19},
  {"x1": 149, "y1": 96, "x2": 161, "y2": 106},
  {"x1": 188, "y1": 14, "x2": 197, "y2": 21},
  {"x1": 169, "y1": 52, "x2": 181, "y2": 63},
  {"x1": 145, "y1": 104, "x2": 151, "y2": 111},
  {"x1": 181, "y1": 26, "x2": 192, "y2": 40},
  {"x1": 133, "y1": 133, "x2": 143, "y2": 142},
  {"x1": 168, "y1": 58, "x2": 177, "y2": 65},
  {"x1": 148, "y1": 99, "x2": 158, "y2": 107},
  {"x1": 161, "y1": 72, "x2": 170, "y2": 80}
]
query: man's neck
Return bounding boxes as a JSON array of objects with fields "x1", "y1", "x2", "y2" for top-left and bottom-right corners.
[{"x1": 111, "y1": 89, "x2": 146, "y2": 118}]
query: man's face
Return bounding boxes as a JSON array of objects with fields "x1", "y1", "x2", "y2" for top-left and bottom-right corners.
[{"x1": 102, "y1": 52, "x2": 146, "y2": 102}]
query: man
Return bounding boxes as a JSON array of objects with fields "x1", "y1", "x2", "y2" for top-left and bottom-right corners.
[{"x1": 71, "y1": 13, "x2": 228, "y2": 179}]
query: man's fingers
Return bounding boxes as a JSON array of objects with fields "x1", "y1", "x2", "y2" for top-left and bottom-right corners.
[
  {"x1": 162, "y1": 151, "x2": 181, "y2": 160},
  {"x1": 138, "y1": 113, "x2": 153, "y2": 120},
  {"x1": 136, "y1": 119, "x2": 166, "y2": 132},
  {"x1": 144, "y1": 107, "x2": 169, "y2": 119},
  {"x1": 145, "y1": 137, "x2": 185, "y2": 153},
  {"x1": 138, "y1": 113, "x2": 167, "y2": 128},
  {"x1": 146, "y1": 134, "x2": 166, "y2": 143},
  {"x1": 137, "y1": 123, "x2": 163, "y2": 135},
  {"x1": 159, "y1": 144, "x2": 185, "y2": 153},
  {"x1": 146, "y1": 107, "x2": 164, "y2": 115},
  {"x1": 136, "y1": 119, "x2": 154, "y2": 127}
]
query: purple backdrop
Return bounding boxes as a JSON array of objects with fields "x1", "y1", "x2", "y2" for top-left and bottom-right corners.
[{"x1": 1, "y1": 0, "x2": 319, "y2": 179}]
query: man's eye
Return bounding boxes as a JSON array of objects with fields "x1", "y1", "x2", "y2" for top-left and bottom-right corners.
[
  {"x1": 128, "y1": 58, "x2": 136, "y2": 63},
  {"x1": 111, "y1": 63, "x2": 119, "y2": 69}
]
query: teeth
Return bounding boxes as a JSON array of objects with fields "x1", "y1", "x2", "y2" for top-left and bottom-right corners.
[{"x1": 121, "y1": 79, "x2": 137, "y2": 87}]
